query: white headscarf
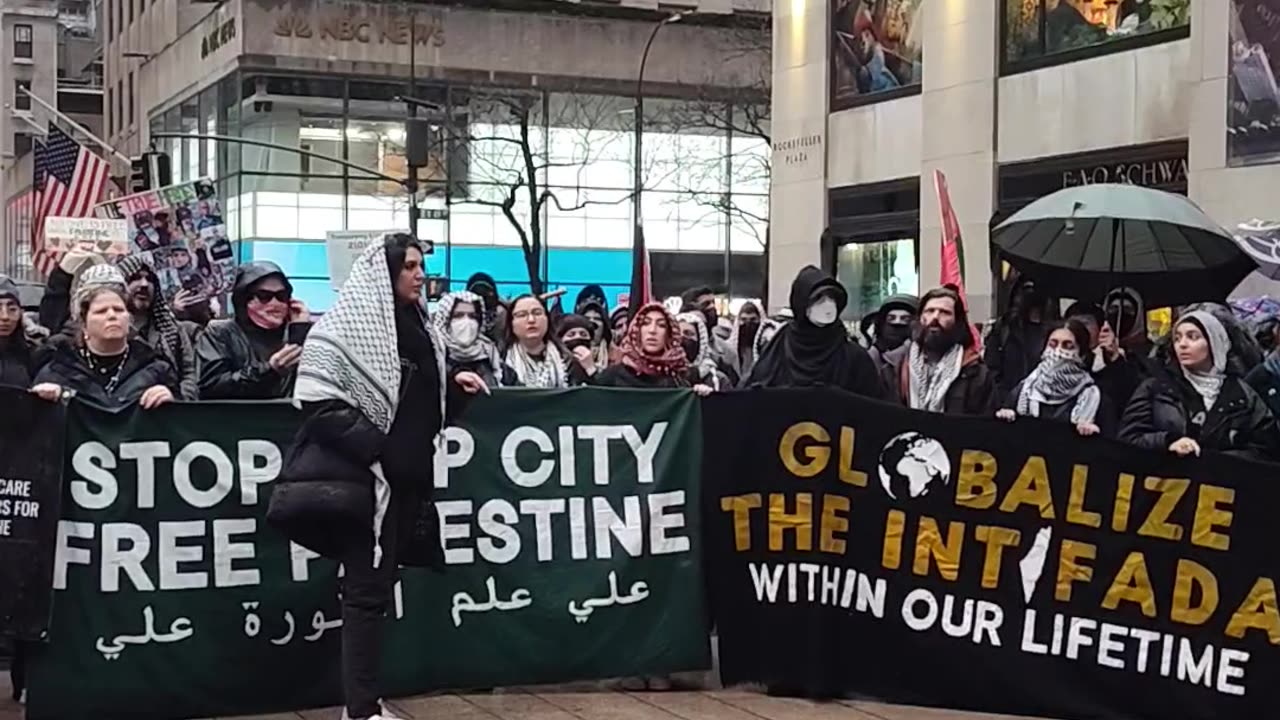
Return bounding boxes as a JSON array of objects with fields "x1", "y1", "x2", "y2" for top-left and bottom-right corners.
[
  {"x1": 432, "y1": 291, "x2": 503, "y2": 367},
  {"x1": 1177, "y1": 310, "x2": 1229, "y2": 411}
]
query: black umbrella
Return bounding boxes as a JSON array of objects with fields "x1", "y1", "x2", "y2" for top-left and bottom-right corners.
[
  {"x1": 1234, "y1": 219, "x2": 1280, "y2": 280},
  {"x1": 992, "y1": 184, "x2": 1257, "y2": 306}
]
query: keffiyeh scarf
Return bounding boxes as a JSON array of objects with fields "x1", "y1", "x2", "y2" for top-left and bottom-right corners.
[
  {"x1": 1017, "y1": 346, "x2": 1100, "y2": 423},
  {"x1": 506, "y1": 342, "x2": 568, "y2": 388},
  {"x1": 433, "y1": 291, "x2": 504, "y2": 367},
  {"x1": 116, "y1": 254, "x2": 188, "y2": 392},
  {"x1": 907, "y1": 342, "x2": 963, "y2": 413},
  {"x1": 294, "y1": 242, "x2": 446, "y2": 568},
  {"x1": 621, "y1": 304, "x2": 689, "y2": 380},
  {"x1": 677, "y1": 311, "x2": 721, "y2": 390},
  {"x1": 1178, "y1": 310, "x2": 1229, "y2": 411}
]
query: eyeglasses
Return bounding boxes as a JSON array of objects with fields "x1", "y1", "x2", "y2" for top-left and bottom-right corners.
[
  {"x1": 513, "y1": 308, "x2": 547, "y2": 321},
  {"x1": 251, "y1": 289, "x2": 292, "y2": 304}
]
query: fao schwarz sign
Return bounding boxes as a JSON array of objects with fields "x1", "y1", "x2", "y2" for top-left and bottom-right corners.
[
  {"x1": 1060, "y1": 156, "x2": 1188, "y2": 189},
  {"x1": 273, "y1": 8, "x2": 445, "y2": 47}
]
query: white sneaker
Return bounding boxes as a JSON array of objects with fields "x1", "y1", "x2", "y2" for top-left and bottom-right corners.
[{"x1": 341, "y1": 702, "x2": 405, "y2": 720}]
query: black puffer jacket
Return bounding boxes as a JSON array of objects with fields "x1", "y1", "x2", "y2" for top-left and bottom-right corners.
[
  {"x1": 271, "y1": 306, "x2": 461, "y2": 567},
  {"x1": 0, "y1": 335, "x2": 34, "y2": 389},
  {"x1": 32, "y1": 336, "x2": 178, "y2": 409},
  {"x1": 1120, "y1": 365, "x2": 1280, "y2": 462},
  {"x1": 196, "y1": 262, "x2": 306, "y2": 399}
]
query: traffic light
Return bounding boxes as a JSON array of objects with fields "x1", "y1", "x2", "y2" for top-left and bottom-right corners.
[{"x1": 129, "y1": 151, "x2": 172, "y2": 193}]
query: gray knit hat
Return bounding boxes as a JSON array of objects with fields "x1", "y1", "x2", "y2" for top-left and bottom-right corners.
[{"x1": 72, "y1": 263, "x2": 127, "y2": 319}]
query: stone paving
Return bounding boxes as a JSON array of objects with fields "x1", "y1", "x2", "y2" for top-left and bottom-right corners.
[{"x1": 0, "y1": 676, "x2": 1053, "y2": 720}]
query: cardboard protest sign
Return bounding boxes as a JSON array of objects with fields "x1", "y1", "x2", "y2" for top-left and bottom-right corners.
[
  {"x1": 43, "y1": 217, "x2": 128, "y2": 256},
  {"x1": 325, "y1": 230, "x2": 404, "y2": 291},
  {"x1": 95, "y1": 179, "x2": 234, "y2": 300}
]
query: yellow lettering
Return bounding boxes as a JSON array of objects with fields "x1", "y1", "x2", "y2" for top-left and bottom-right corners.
[
  {"x1": 1056, "y1": 540, "x2": 1096, "y2": 602},
  {"x1": 1226, "y1": 578, "x2": 1280, "y2": 644},
  {"x1": 1102, "y1": 552, "x2": 1158, "y2": 618},
  {"x1": 1171, "y1": 559, "x2": 1219, "y2": 626},
  {"x1": 974, "y1": 525, "x2": 1021, "y2": 589},
  {"x1": 819, "y1": 494, "x2": 850, "y2": 554},
  {"x1": 912, "y1": 516, "x2": 965, "y2": 582},
  {"x1": 1112, "y1": 473, "x2": 1135, "y2": 532},
  {"x1": 838, "y1": 427, "x2": 868, "y2": 487},
  {"x1": 1138, "y1": 477, "x2": 1188, "y2": 542},
  {"x1": 768, "y1": 493, "x2": 812, "y2": 551},
  {"x1": 720, "y1": 494, "x2": 761, "y2": 551},
  {"x1": 1065, "y1": 465, "x2": 1101, "y2": 528},
  {"x1": 1191, "y1": 485, "x2": 1235, "y2": 551},
  {"x1": 779, "y1": 423, "x2": 829, "y2": 478},
  {"x1": 955, "y1": 450, "x2": 997, "y2": 509},
  {"x1": 999, "y1": 456, "x2": 1056, "y2": 519},
  {"x1": 882, "y1": 509, "x2": 905, "y2": 570}
]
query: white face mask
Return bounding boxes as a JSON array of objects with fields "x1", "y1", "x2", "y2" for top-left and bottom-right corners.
[
  {"x1": 807, "y1": 297, "x2": 839, "y2": 327},
  {"x1": 450, "y1": 317, "x2": 479, "y2": 345}
]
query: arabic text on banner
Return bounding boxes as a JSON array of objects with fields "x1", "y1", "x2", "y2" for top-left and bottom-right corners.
[{"x1": 26, "y1": 390, "x2": 707, "y2": 720}]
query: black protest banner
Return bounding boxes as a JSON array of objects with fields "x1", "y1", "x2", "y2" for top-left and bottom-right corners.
[
  {"x1": 703, "y1": 389, "x2": 1280, "y2": 720},
  {"x1": 0, "y1": 388, "x2": 65, "y2": 640}
]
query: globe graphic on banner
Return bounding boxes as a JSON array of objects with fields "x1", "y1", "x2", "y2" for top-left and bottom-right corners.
[{"x1": 877, "y1": 432, "x2": 952, "y2": 500}]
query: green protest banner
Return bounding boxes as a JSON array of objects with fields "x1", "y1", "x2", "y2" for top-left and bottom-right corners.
[{"x1": 27, "y1": 389, "x2": 707, "y2": 720}]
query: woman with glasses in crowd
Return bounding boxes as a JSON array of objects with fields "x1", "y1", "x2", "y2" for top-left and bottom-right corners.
[
  {"x1": 196, "y1": 261, "x2": 311, "y2": 399},
  {"x1": 504, "y1": 294, "x2": 588, "y2": 388}
]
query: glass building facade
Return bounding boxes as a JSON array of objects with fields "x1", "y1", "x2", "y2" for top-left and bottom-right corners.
[{"x1": 150, "y1": 72, "x2": 769, "y2": 311}]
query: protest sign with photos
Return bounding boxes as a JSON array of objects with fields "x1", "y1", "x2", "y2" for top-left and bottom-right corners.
[
  {"x1": 43, "y1": 217, "x2": 128, "y2": 256},
  {"x1": 95, "y1": 179, "x2": 234, "y2": 301}
]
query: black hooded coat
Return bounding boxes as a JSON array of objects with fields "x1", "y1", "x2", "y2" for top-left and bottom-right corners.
[
  {"x1": 742, "y1": 265, "x2": 882, "y2": 397},
  {"x1": 196, "y1": 262, "x2": 309, "y2": 399}
]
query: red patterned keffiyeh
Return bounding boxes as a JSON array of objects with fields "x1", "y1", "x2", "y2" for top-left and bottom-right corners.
[{"x1": 620, "y1": 303, "x2": 689, "y2": 379}]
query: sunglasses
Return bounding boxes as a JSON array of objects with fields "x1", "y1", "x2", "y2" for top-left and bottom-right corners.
[{"x1": 251, "y1": 289, "x2": 292, "y2": 304}]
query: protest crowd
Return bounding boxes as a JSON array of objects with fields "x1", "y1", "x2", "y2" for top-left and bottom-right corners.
[{"x1": 3, "y1": 227, "x2": 1280, "y2": 720}]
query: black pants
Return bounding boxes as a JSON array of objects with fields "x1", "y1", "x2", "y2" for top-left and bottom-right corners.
[
  {"x1": 338, "y1": 492, "x2": 401, "y2": 720},
  {"x1": 10, "y1": 641, "x2": 24, "y2": 701}
]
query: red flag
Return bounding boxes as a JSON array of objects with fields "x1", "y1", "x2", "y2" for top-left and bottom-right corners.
[{"x1": 934, "y1": 169, "x2": 981, "y2": 349}]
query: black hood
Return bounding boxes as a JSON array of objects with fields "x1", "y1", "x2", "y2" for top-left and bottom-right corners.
[
  {"x1": 576, "y1": 284, "x2": 607, "y2": 312},
  {"x1": 231, "y1": 261, "x2": 291, "y2": 315},
  {"x1": 0, "y1": 275, "x2": 18, "y2": 304},
  {"x1": 466, "y1": 272, "x2": 497, "y2": 295},
  {"x1": 789, "y1": 265, "x2": 847, "y2": 325}
]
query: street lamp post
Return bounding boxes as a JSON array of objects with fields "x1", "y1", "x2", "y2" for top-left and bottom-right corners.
[{"x1": 633, "y1": 12, "x2": 685, "y2": 246}]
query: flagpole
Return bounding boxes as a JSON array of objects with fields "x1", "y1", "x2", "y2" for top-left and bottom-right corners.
[{"x1": 19, "y1": 87, "x2": 130, "y2": 166}]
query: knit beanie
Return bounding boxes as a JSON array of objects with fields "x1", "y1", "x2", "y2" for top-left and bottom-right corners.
[{"x1": 72, "y1": 263, "x2": 128, "y2": 319}]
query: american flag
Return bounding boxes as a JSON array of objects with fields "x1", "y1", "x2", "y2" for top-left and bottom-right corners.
[{"x1": 31, "y1": 125, "x2": 111, "y2": 276}]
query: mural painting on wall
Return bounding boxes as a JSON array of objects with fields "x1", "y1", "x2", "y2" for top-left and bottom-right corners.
[
  {"x1": 1229, "y1": 0, "x2": 1280, "y2": 165},
  {"x1": 830, "y1": 0, "x2": 922, "y2": 109}
]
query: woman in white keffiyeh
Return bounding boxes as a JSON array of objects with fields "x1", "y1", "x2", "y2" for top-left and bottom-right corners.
[
  {"x1": 996, "y1": 319, "x2": 1107, "y2": 437},
  {"x1": 431, "y1": 290, "x2": 517, "y2": 387},
  {"x1": 270, "y1": 235, "x2": 485, "y2": 720}
]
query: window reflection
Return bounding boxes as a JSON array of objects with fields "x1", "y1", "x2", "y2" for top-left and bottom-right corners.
[
  {"x1": 1004, "y1": 0, "x2": 1190, "y2": 63},
  {"x1": 835, "y1": 239, "x2": 919, "y2": 320}
]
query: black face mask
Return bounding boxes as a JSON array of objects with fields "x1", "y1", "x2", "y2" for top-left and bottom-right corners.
[
  {"x1": 682, "y1": 337, "x2": 700, "y2": 362},
  {"x1": 879, "y1": 322, "x2": 911, "y2": 350},
  {"x1": 739, "y1": 319, "x2": 760, "y2": 342},
  {"x1": 564, "y1": 337, "x2": 591, "y2": 353},
  {"x1": 702, "y1": 306, "x2": 718, "y2": 331}
]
